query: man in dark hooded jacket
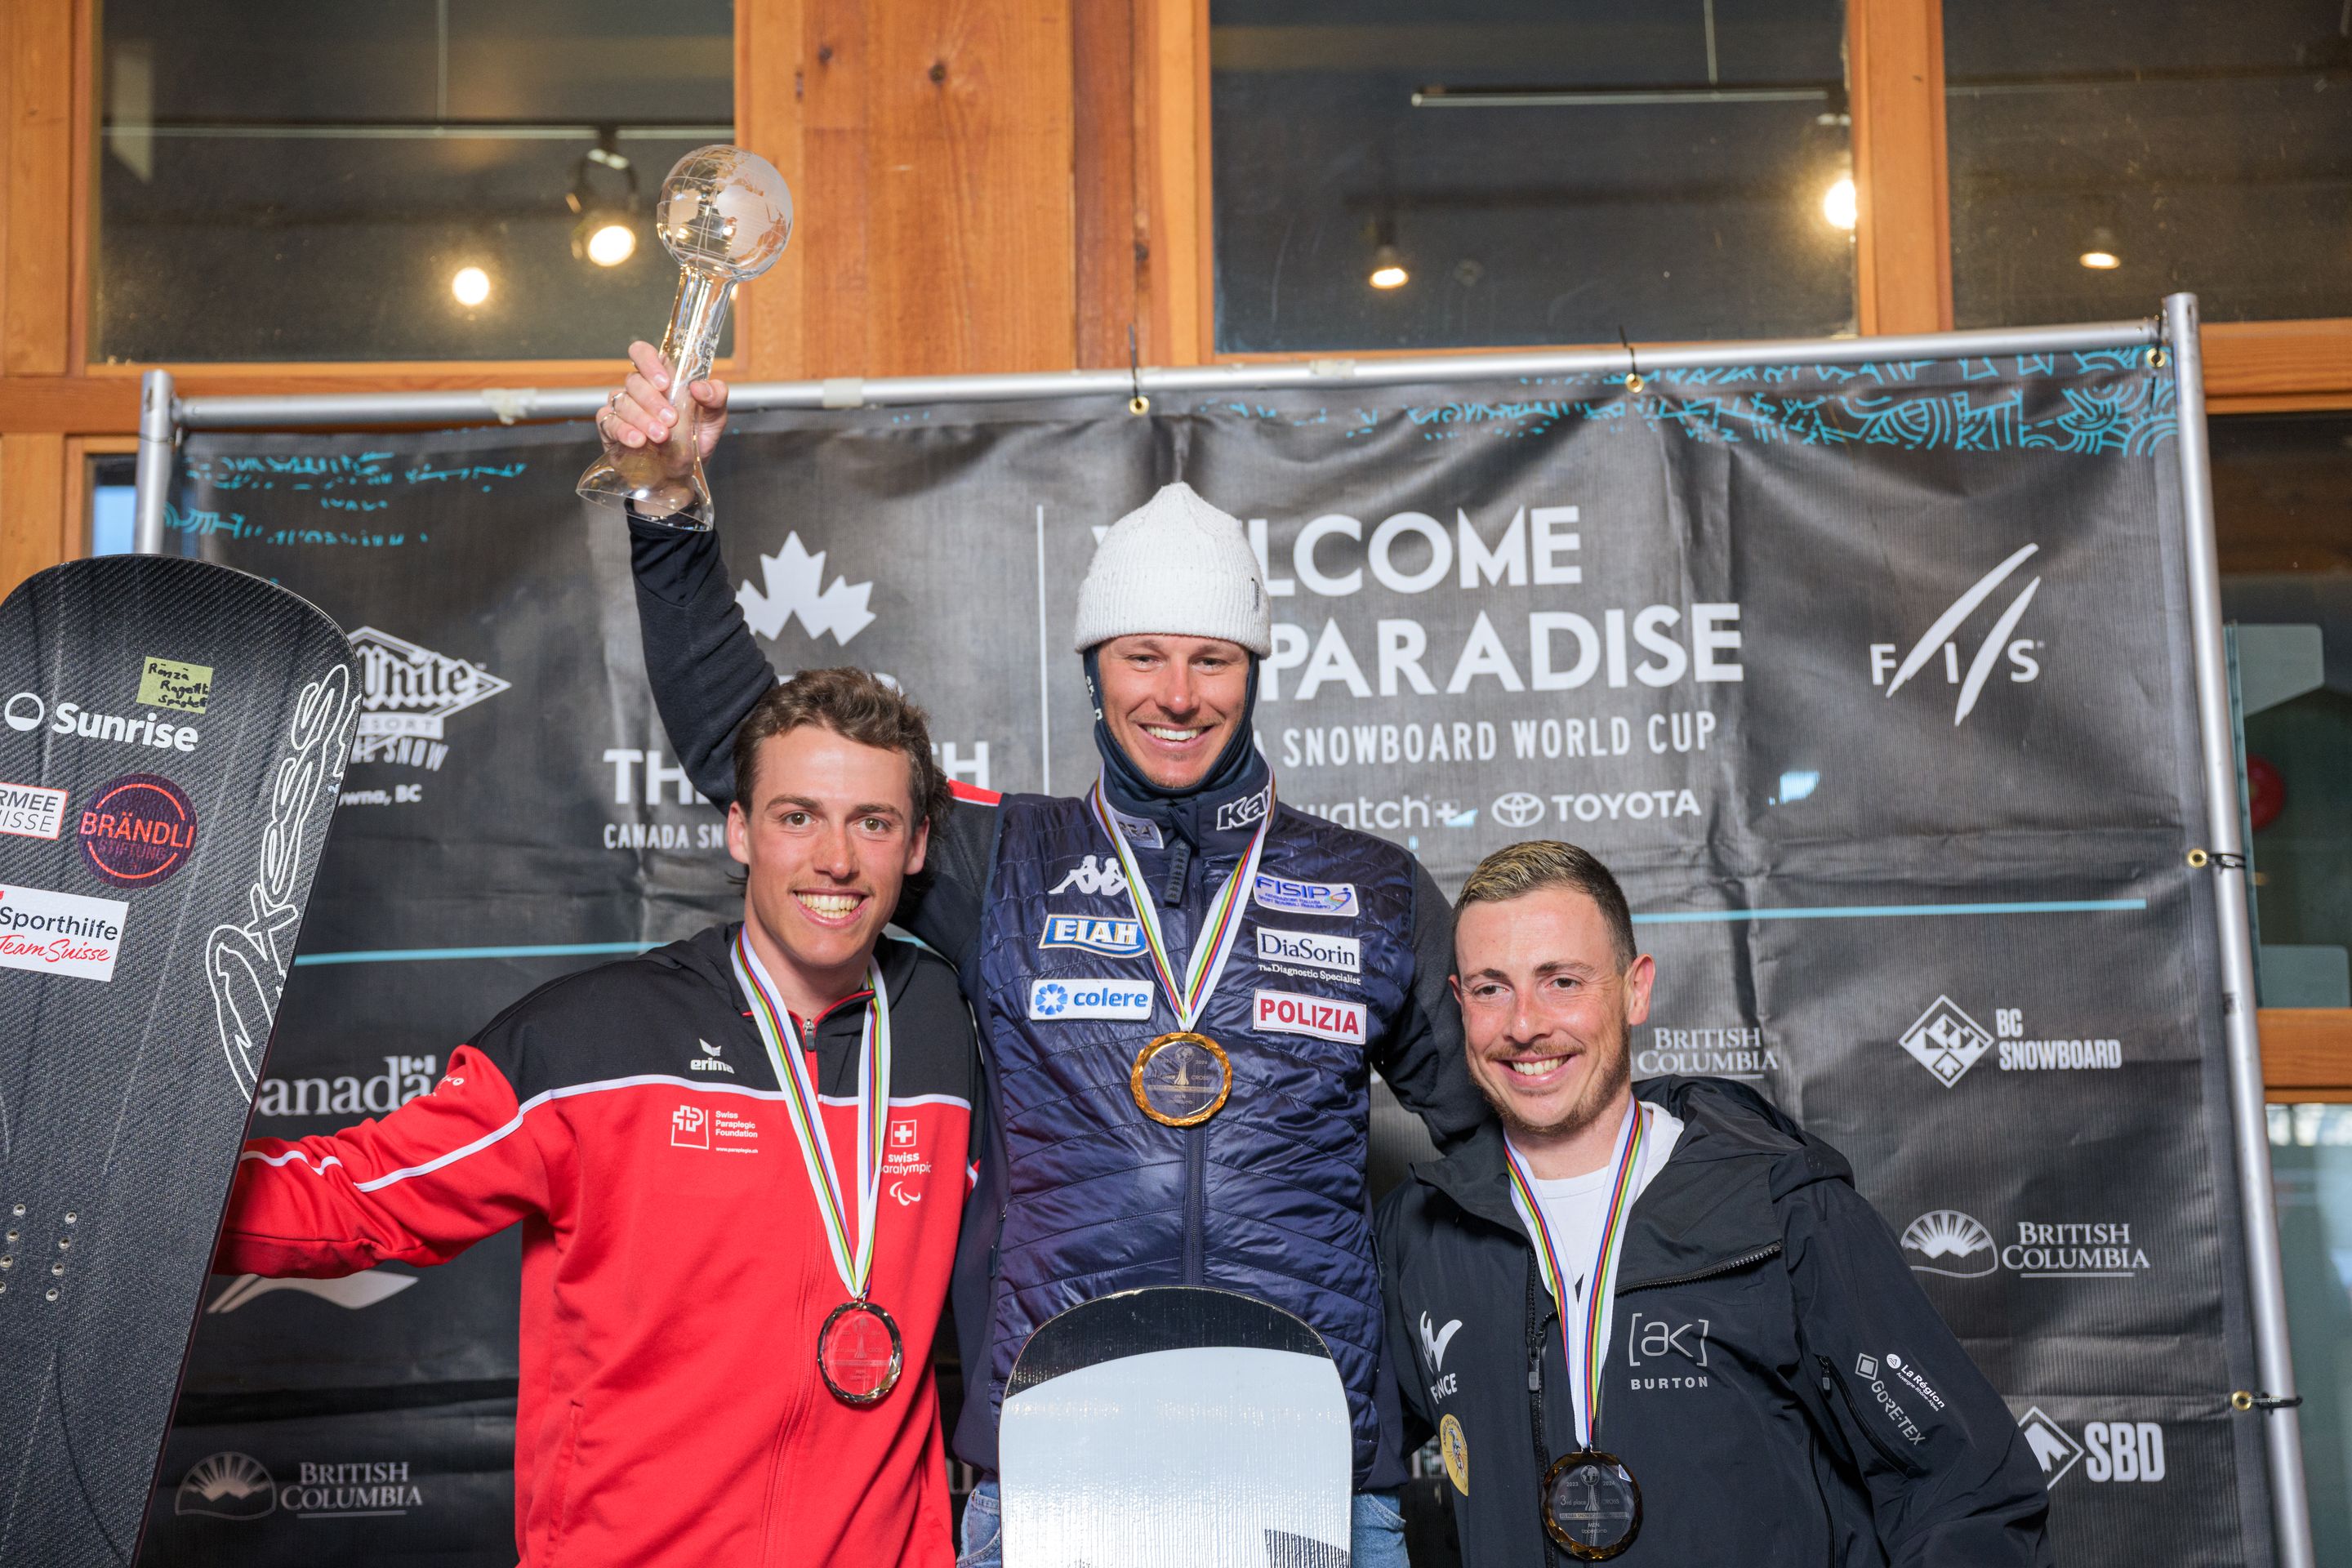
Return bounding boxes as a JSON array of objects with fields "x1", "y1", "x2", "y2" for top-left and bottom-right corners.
[
  {"x1": 1380, "y1": 838, "x2": 2051, "y2": 1566},
  {"x1": 599, "y1": 345, "x2": 1489, "y2": 1566}
]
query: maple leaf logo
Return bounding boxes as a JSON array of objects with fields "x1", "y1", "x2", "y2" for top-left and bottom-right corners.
[{"x1": 735, "y1": 532, "x2": 876, "y2": 645}]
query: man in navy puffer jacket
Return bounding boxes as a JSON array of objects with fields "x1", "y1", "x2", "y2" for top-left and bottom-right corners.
[{"x1": 600, "y1": 347, "x2": 1489, "y2": 1566}]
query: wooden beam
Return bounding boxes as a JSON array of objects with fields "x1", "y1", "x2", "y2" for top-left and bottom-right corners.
[
  {"x1": 1849, "y1": 0, "x2": 1950, "y2": 336},
  {"x1": 0, "y1": 434, "x2": 69, "y2": 595},
  {"x1": 736, "y1": 0, "x2": 807, "y2": 381},
  {"x1": 2260, "y1": 1009, "x2": 2352, "y2": 1093},
  {"x1": 1135, "y1": 0, "x2": 1207, "y2": 366},
  {"x1": 1073, "y1": 0, "x2": 1141, "y2": 371},
  {"x1": 4, "y1": 0, "x2": 75, "y2": 376}
]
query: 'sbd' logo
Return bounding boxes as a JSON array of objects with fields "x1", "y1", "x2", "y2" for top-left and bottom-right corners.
[
  {"x1": 1040, "y1": 913, "x2": 1147, "y2": 957},
  {"x1": 78, "y1": 773, "x2": 198, "y2": 888}
]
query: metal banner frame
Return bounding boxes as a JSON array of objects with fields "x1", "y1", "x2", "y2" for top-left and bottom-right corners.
[{"x1": 125, "y1": 292, "x2": 2314, "y2": 1566}]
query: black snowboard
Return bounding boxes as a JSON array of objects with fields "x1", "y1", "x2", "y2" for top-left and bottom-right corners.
[{"x1": 0, "y1": 556, "x2": 358, "y2": 1564}]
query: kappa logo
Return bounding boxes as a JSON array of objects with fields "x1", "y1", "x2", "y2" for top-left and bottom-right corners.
[
  {"x1": 1419, "y1": 1312, "x2": 1464, "y2": 1372},
  {"x1": 1253, "y1": 873, "x2": 1359, "y2": 919},
  {"x1": 1049, "y1": 855, "x2": 1129, "y2": 898},
  {"x1": 689, "y1": 1037, "x2": 735, "y2": 1074},
  {"x1": 1215, "y1": 785, "x2": 1272, "y2": 833},
  {"x1": 1869, "y1": 543, "x2": 2045, "y2": 724},
  {"x1": 1028, "y1": 978, "x2": 1155, "y2": 1021},
  {"x1": 349, "y1": 627, "x2": 510, "y2": 771},
  {"x1": 1253, "y1": 988, "x2": 1367, "y2": 1045},
  {"x1": 1902, "y1": 1209, "x2": 1998, "y2": 1278},
  {"x1": 1897, "y1": 996, "x2": 1994, "y2": 1086},
  {"x1": 1040, "y1": 913, "x2": 1147, "y2": 957},
  {"x1": 735, "y1": 532, "x2": 876, "y2": 645}
]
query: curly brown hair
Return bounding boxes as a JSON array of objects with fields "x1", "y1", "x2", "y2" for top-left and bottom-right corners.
[{"x1": 730, "y1": 667, "x2": 953, "y2": 830}]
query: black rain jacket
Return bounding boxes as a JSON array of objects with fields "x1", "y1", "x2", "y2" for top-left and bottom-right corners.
[{"x1": 1375, "y1": 1076, "x2": 2053, "y2": 1566}]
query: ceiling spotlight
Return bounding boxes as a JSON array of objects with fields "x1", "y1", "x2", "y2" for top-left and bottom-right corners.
[
  {"x1": 569, "y1": 130, "x2": 641, "y2": 269},
  {"x1": 2078, "y1": 227, "x2": 2122, "y2": 270},
  {"x1": 1822, "y1": 175, "x2": 1857, "y2": 232},
  {"x1": 451, "y1": 265, "x2": 491, "y2": 307},
  {"x1": 1367, "y1": 217, "x2": 1408, "y2": 290}
]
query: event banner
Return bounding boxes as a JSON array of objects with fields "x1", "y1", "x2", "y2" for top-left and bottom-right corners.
[{"x1": 139, "y1": 353, "x2": 2263, "y2": 1566}]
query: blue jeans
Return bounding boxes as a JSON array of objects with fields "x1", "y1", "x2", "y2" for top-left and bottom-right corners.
[{"x1": 956, "y1": 1479, "x2": 1407, "y2": 1566}]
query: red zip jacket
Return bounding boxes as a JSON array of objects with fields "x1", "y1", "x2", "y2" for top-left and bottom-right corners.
[{"x1": 216, "y1": 924, "x2": 978, "y2": 1567}]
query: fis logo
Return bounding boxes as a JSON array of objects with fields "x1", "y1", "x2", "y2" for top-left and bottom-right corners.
[
  {"x1": 1869, "y1": 543, "x2": 2044, "y2": 724},
  {"x1": 736, "y1": 532, "x2": 875, "y2": 646},
  {"x1": 1040, "y1": 913, "x2": 1147, "y2": 956}
]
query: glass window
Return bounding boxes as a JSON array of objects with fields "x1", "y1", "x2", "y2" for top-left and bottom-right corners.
[
  {"x1": 1944, "y1": 2, "x2": 2352, "y2": 328},
  {"x1": 95, "y1": 0, "x2": 733, "y2": 363},
  {"x1": 2213, "y1": 415, "x2": 2352, "y2": 1000},
  {"x1": 1209, "y1": 0, "x2": 1855, "y2": 354},
  {"x1": 2270, "y1": 1102, "x2": 2352, "y2": 1565},
  {"x1": 88, "y1": 455, "x2": 136, "y2": 557}
]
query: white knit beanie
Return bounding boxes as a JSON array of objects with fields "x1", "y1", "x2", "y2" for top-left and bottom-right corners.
[{"x1": 1071, "y1": 481, "x2": 1272, "y2": 656}]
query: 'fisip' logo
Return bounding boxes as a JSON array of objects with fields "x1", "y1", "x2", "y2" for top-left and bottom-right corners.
[{"x1": 1869, "y1": 544, "x2": 2043, "y2": 724}]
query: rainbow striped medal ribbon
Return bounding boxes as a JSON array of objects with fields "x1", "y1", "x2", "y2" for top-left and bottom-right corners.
[
  {"x1": 731, "y1": 929, "x2": 904, "y2": 1407},
  {"x1": 1086, "y1": 781, "x2": 1274, "y2": 1129},
  {"x1": 1506, "y1": 1101, "x2": 1650, "y2": 1561}
]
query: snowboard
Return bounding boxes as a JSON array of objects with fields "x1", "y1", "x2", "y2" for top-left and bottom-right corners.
[
  {"x1": 1000, "y1": 1286, "x2": 1353, "y2": 1568},
  {"x1": 0, "y1": 556, "x2": 358, "y2": 1564}
]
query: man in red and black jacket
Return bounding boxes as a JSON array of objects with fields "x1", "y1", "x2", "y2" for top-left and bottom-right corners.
[{"x1": 216, "y1": 668, "x2": 981, "y2": 1568}]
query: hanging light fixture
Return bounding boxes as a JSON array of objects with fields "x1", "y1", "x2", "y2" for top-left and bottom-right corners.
[
  {"x1": 451, "y1": 265, "x2": 492, "y2": 307},
  {"x1": 1821, "y1": 174, "x2": 1857, "y2": 232},
  {"x1": 1368, "y1": 217, "x2": 1408, "y2": 290},
  {"x1": 569, "y1": 130, "x2": 641, "y2": 268},
  {"x1": 2078, "y1": 226, "x2": 2122, "y2": 270}
]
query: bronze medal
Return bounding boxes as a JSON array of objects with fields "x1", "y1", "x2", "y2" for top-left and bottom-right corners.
[
  {"x1": 1541, "y1": 1448, "x2": 1642, "y2": 1559},
  {"x1": 817, "y1": 1298, "x2": 904, "y2": 1405},
  {"x1": 1129, "y1": 1031, "x2": 1232, "y2": 1127}
]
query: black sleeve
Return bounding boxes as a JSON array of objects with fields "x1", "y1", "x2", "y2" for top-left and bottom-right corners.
[
  {"x1": 628, "y1": 517, "x2": 777, "y2": 807},
  {"x1": 1369, "y1": 859, "x2": 1488, "y2": 1154},
  {"x1": 1783, "y1": 1181, "x2": 2054, "y2": 1568},
  {"x1": 898, "y1": 794, "x2": 997, "y2": 970},
  {"x1": 1374, "y1": 1187, "x2": 1437, "y2": 1444}
]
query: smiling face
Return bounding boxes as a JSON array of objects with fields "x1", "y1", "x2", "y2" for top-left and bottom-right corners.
[
  {"x1": 1094, "y1": 634, "x2": 1252, "y2": 791},
  {"x1": 726, "y1": 724, "x2": 929, "y2": 1008},
  {"x1": 1451, "y1": 886, "x2": 1655, "y2": 1147}
]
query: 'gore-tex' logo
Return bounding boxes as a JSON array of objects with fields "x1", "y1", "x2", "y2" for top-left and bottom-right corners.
[{"x1": 1869, "y1": 543, "x2": 2044, "y2": 724}]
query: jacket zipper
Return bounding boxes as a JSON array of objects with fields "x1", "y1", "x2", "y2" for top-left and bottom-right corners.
[
  {"x1": 1815, "y1": 1354, "x2": 1931, "y2": 1477},
  {"x1": 1619, "y1": 1241, "x2": 1784, "y2": 1294},
  {"x1": 1526, "y1": 1257, "x2": 1558, "y2": 1568},
  {"x1": 1182, "y1": 1124, "x2": 1206, "y2": 1284}
]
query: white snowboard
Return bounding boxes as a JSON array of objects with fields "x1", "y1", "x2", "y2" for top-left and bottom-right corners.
[{"x1": 1000, "y1": 1287, "x2": 1352, "y2": 1568}]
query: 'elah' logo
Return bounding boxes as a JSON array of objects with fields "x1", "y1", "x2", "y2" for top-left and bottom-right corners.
[
  {"x1": 1902, "y1": 1209, "x2": 1998, "y2": 1278},
  {"x1": 737, "y1": 532, "x2": 875, "y2": 645},
  {"x1": 1869, "y1": 544, "x2": 2043, "y2": 724}
]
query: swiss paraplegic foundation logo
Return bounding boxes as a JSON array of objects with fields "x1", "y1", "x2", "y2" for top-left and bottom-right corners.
[
  {"x1": 1897, "y1": 996, "x2": 1994, "y2": 1086},
  {"x1": 78, "y1": 773, "x2": 198, "y2": 888}
]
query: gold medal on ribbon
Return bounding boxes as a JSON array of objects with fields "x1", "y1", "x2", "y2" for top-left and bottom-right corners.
[
  {"x1": 1087, "y1": 783, "x2": 1274, "y2": 1130},
  {"x1": 1130, "y1": 1031, "x2": 1233, "y2": 1127}
]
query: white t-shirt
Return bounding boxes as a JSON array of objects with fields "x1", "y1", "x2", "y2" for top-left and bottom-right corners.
[{"x1": 1511, "y1": 1100, "x2": 1684, "y2": 1379}]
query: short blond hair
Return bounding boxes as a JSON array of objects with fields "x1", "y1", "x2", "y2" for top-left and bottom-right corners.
[{"x1": 1456, "y1": 840, "x2": 1636, "y2": 967}]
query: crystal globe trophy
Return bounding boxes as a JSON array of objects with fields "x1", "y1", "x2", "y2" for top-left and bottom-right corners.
[{"x1": 577, "y1": 145, "x2": 792, "y2": 527}]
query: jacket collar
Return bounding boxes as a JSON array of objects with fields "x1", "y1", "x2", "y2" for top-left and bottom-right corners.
[
  {"x1": 659, "y1": 920, "x2": 923, "y2": 1020},
  {"x1": 1408, "y1": 1076, "x2": 1850, "y2": 1290}
]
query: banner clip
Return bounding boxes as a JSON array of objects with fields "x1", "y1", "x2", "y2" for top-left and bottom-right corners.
[
  {"x1": 2185, "y1": 848, "x2": 2247, "y2": 872},
  {"x1": 822, "y1": 378, "x2": 866, "y2": 410},
  {"x1": 2231, "y1": 1390, "x2": 2303, "y2": 1413}
]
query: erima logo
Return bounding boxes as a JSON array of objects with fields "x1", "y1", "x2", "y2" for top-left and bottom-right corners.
[
  {"x1": 1254, "y1": 874, "x2": 1358, "y2": 919},
  {"x1": 1898, "y1": 996, "x2": 1994, "y2": 1086},
  {"x1": 690, "y1": 1037, "x2": 735, "y2": 1074},
  {"x1": 1869, "y1": 543, "x2": 2044, "y2": 724},
  {"x1": 1049, "y1": 855, "x2": 1129, "y2": 898},
  {"x1": 1419, "y1": 1312, "x2": 1463, "y2": 1371},
  {"x1": 1040, "y1": 914, "x2": 1147, "y2": 956},
  {"x1": 1257, "y1": 928, "x2": 1361, "y2": 976},
  {"x1": 1902, "y1": 1210, "x2": 1998, "y2": 1278},
  {"x1": 209, "y1": 1273, "x2": 420, "y2": 1313},
  {"x1": 736, "y1": 532, "x2": 875, "y2": 645},
  {"x1": 1029, "y1": 978, "x2": 1154, "y2": 1021}
]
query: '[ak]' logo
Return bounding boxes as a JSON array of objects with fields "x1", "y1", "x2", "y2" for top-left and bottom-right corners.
[
  {"x1": 1869, "y1": 544, "x2": 2044, "y2": 724},
  {"x1": 737, "y1": 532, "x2": 876, "y2": 646}
]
